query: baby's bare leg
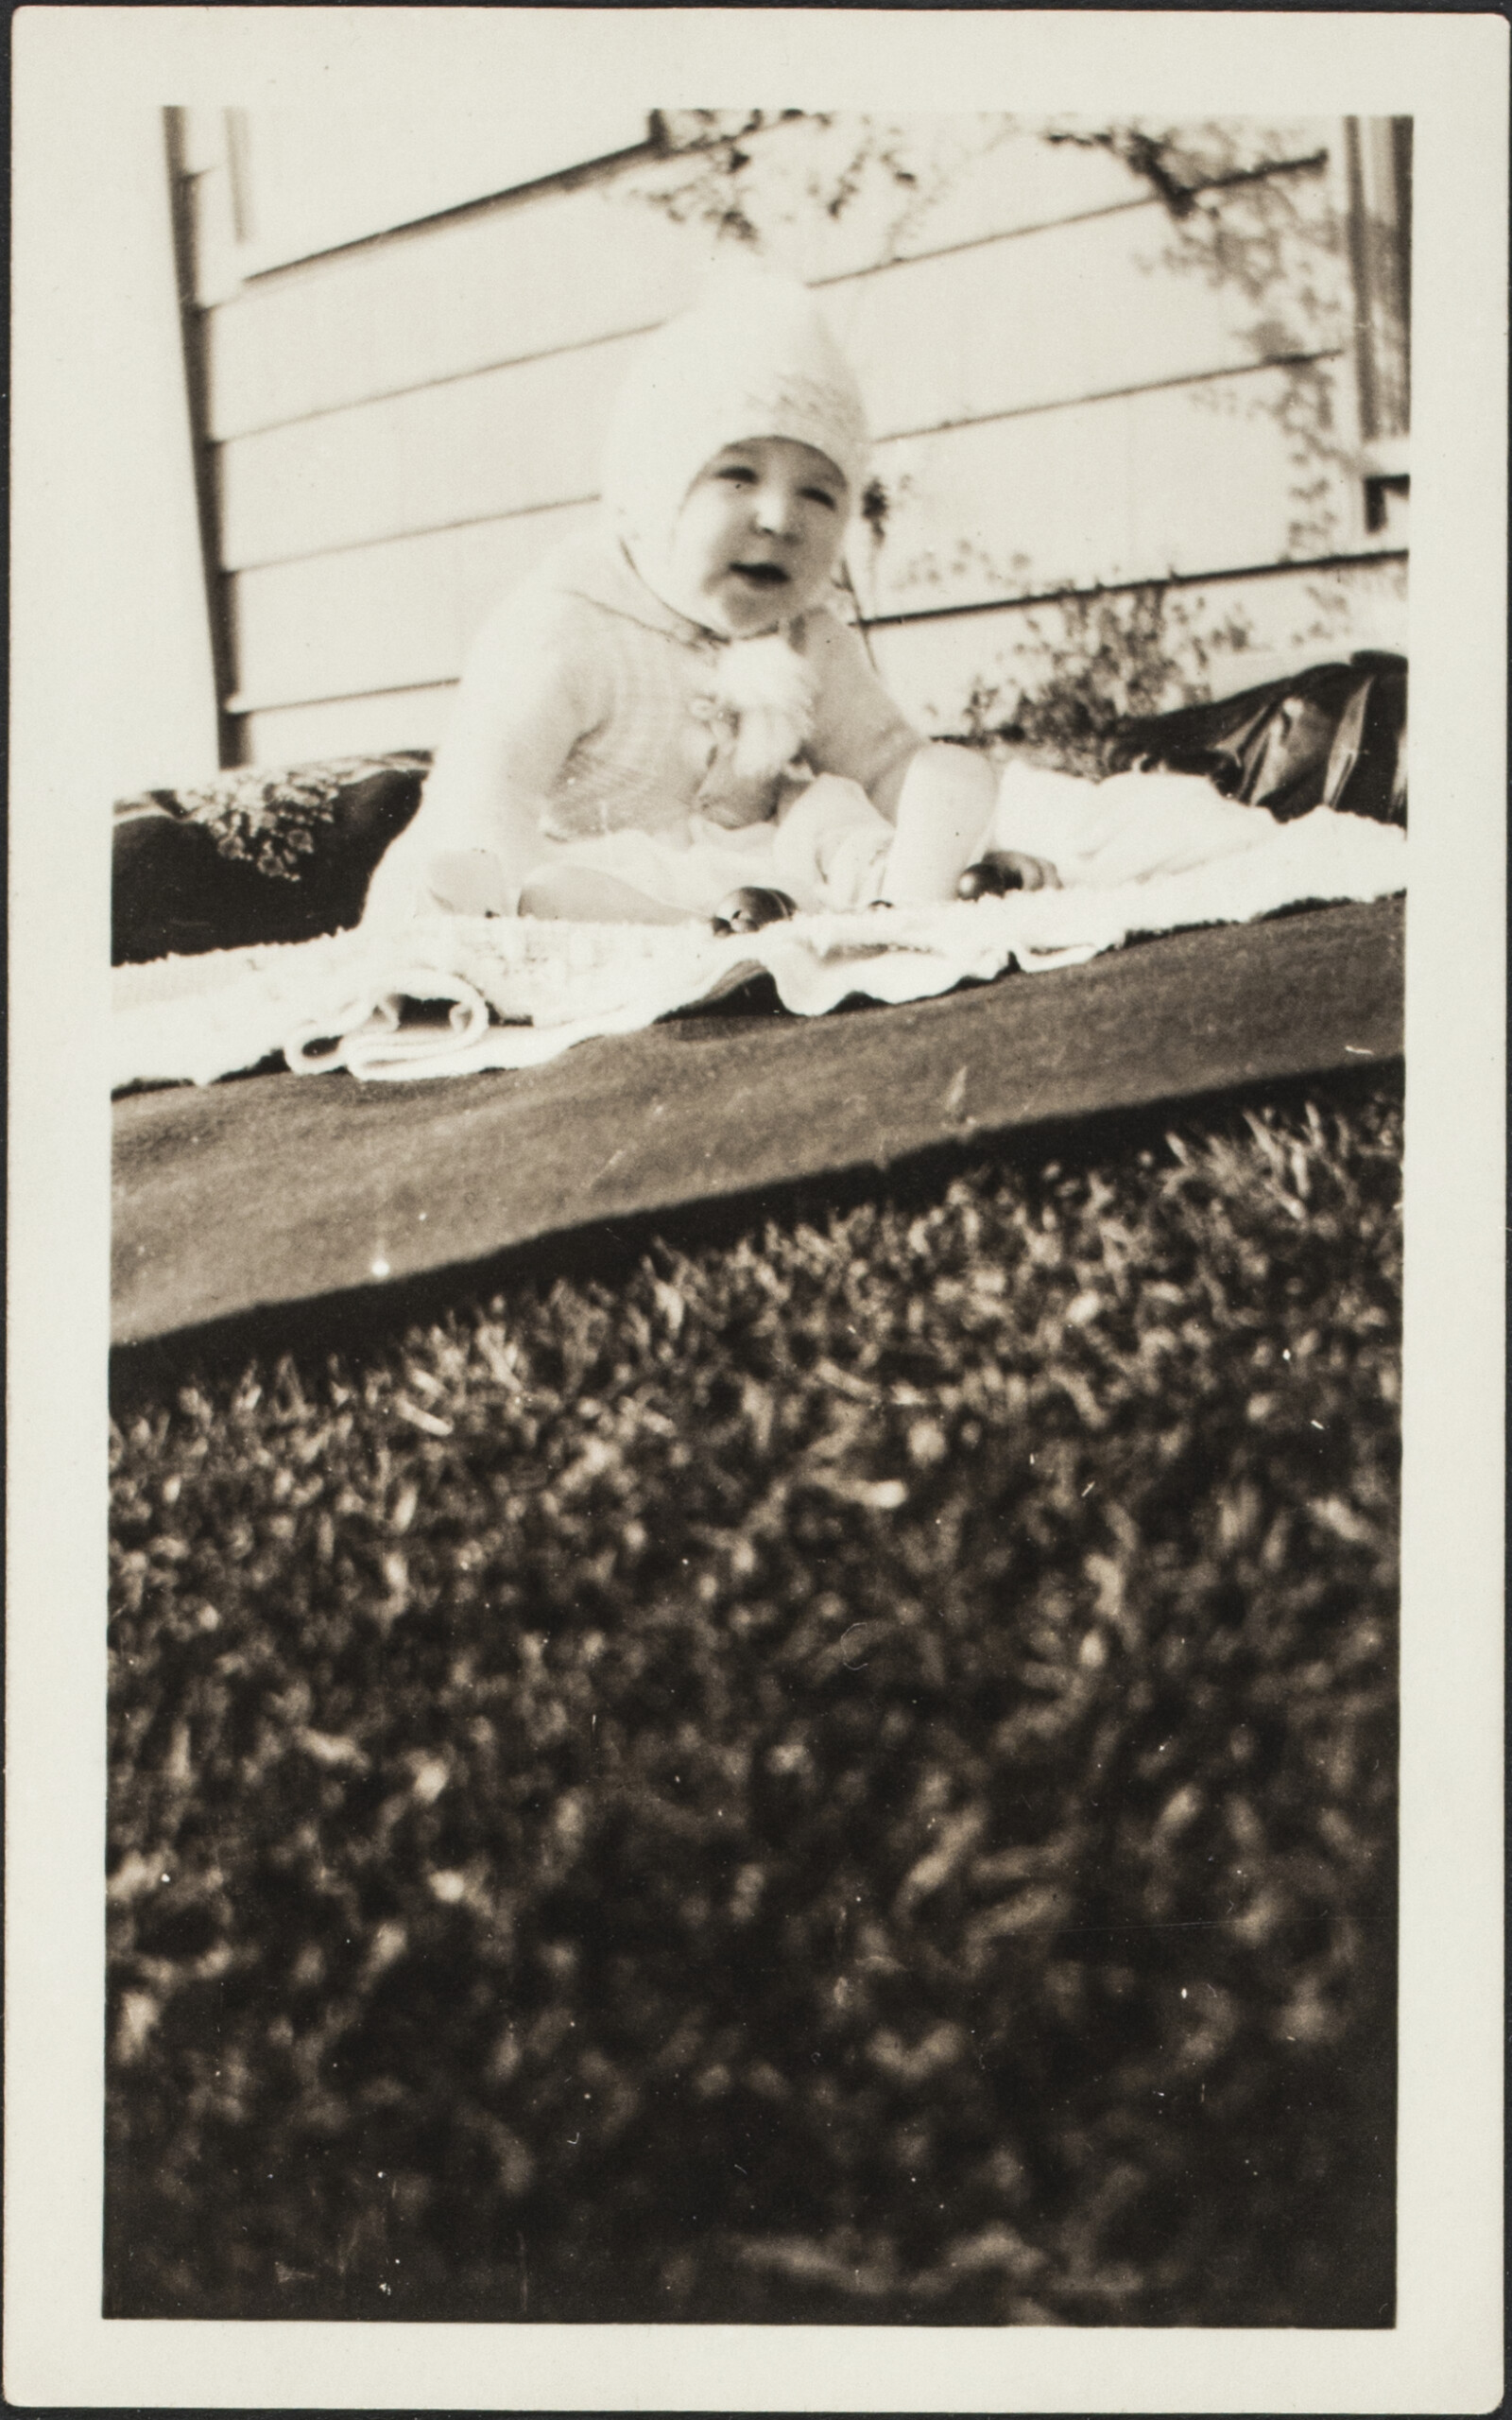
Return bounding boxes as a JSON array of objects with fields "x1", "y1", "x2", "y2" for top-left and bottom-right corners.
[
  {"x1": 362, "y1": 841, "x2": 513, "y2": 927},
  {"x1": 518, "y1": 866, "x2": 694, "y2": 924},
  {"x1": 878, "y1": 743, "x2": 998, "y2": 906}
]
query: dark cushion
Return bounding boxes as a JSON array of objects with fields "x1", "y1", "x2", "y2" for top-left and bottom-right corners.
[
  {"x1": 1110, "y1": 653, "x2": 1407, "y2": 826},
  {"x1": 112, "y1": 753, "x2": 431, "y2": 964}
]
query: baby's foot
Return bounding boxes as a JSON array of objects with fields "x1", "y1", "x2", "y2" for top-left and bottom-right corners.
[
  {"x1": 956, "y1": 850, "x2": 1062, "y2": 899},
  {"x1": 712, "y1": 887, "x2": 798, "y2": 935}
]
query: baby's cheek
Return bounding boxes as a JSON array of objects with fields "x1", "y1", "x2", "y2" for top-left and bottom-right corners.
[{"x1": 802, "y1": 531, "x2": 845, "y2": 596}]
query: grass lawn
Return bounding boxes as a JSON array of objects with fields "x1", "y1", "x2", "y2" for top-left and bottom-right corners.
[{"x1": 107, "y1": 1070, "x2": 1400, "y2": 2326}]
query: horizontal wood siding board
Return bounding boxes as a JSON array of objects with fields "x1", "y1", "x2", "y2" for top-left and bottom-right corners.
[
  {"x1": 858, "y1": 362, "x2": 1362, "y2": 616},
  {"x1": 231, "y1": 505, "x2": 595, "y2": 709},
  {"x1": 788, "y1": 201, "x2": 1345, "y2": 455},
  {"x1": 856, "y1": 545, "x2": 1407, "y2": 631},
  {"x1": 202, "y1": 126, "x2": 1158, "y2": 438},
  {"x1": 675, "y1": 116, "x2": 1155, "y2": 287},
  {"x1": 240, "y1": 683, "x2": 457, "y2": 766},
  {"x1": 235, "y1": 120, "x2": 660, "y2": 280},
  {"x1": 868, "y1": 556, "x2": 1408, "y2": 734},
  {"x1": 217, "y1": 335, "x2": 635, "y2": 567},
  {"x1": 206, "y1": 179, "x2": 713, "y2": 441}
]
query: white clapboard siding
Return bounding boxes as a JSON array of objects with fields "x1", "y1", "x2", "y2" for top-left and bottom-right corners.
[
  {"x1": 233, "y1": 100, "x2": 654, "y2": 275},
  {"x1": 206, "y1": 181, "x2": 717, "y2": 441},
  {"x1": 868, "y1": 557, "x2": 1408, "y2": 735},
  {"x1": 203, "y1": 121, "x2": 1160, "y2": 438},
  {"x1": 821, "y1": 196, "x2": 1346, "y2": 443},
  {"x1": 857, "y1": 362, "x2": 1365, "y2": 616},
  {"x1": 768, "y1": 116, "x2": 1337, "y2": 290},
  {"x1": 218, "y1": 336, "x2": 636, "y2": 568},
  {"x1": 637, "y1": 114, "x2": 1160, "y2": 293},
  {"x1": 218, "y1": 195, "x2": 1347, "y2": 577},
  {"x1": 230, "y1": 360, "x2": 1371, "y2": 715},
  {"x1": 240, "y1": 684, "x2": 459, "y2": 768},
  {"x1": 232, "y1": 504, "x2": 593, "y2": 712}
]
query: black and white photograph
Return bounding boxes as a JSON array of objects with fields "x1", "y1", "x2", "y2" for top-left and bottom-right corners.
[{"x1": 7, "y1": 9, "x2": 1504, "y2": 2411}]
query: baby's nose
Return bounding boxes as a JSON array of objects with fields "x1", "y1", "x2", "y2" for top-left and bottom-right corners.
[{"x1": 752, "y1": 484, "x2": 796, "y2": 535}]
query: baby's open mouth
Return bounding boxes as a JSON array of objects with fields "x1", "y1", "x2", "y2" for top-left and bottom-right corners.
[{"x1": 731, "y1": 562, "x2": 789, "y2": 588}]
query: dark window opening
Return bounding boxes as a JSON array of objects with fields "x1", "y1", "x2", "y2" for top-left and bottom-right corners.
[{"x1": 1364, "y1": 474, "x2": 1410, "y2": 539}]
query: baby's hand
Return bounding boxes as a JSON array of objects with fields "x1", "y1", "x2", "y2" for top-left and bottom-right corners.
[{"x1": 956, "y1": 850, "x2": 1062, "y2": 899}]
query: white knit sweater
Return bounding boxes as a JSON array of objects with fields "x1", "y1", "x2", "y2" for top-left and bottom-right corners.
[{"x1": 367, "y1": 523, "x2": 919, "y2": 919}]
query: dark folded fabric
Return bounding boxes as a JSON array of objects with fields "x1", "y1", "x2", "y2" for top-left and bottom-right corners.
[
  {"x1": 112, "y1": 758, "x2": 430, "y2": 963},
  {"x1": 1110, "y1": 652, "x2": 1407, "y2": 826}
]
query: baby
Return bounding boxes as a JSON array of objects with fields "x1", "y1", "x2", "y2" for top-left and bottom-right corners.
[{"x1": 362, "y1": 273, "x2": 1057, "y2": 931}]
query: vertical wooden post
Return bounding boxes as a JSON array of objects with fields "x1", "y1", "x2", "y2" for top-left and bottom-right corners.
[
  {"x1": 1343, "y1": 117, "x2": 1380, "y2": 447},
  {"x1": 162, "y1": 107, "x2": 242, "y2": 768}
]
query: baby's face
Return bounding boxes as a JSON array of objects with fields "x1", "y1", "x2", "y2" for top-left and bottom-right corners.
[{"x1": 666, "y1": 438, "x2": 848, "y2": 635}]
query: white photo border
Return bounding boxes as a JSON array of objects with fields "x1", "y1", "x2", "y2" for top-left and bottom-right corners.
[{"x1": 8, "y1": 9, "x2": 1505, "y2": 2410}]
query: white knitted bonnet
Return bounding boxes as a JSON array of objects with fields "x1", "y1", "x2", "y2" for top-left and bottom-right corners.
[{"x1": 600, "y1": 270, "x2": 870, "y2": 626}]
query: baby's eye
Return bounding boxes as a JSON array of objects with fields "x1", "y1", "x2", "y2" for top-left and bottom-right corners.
[
  {"x1": 800, "y1": 486, "x2": 839, "y2": 510},
  {"x1": 714, "y1": 463, "x2": 757, "y2": 486}
]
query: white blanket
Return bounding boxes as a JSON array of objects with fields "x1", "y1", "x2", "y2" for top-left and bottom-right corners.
[{"x1": 112, "y1": 777, "x2": 1405, "y2": 1093}]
